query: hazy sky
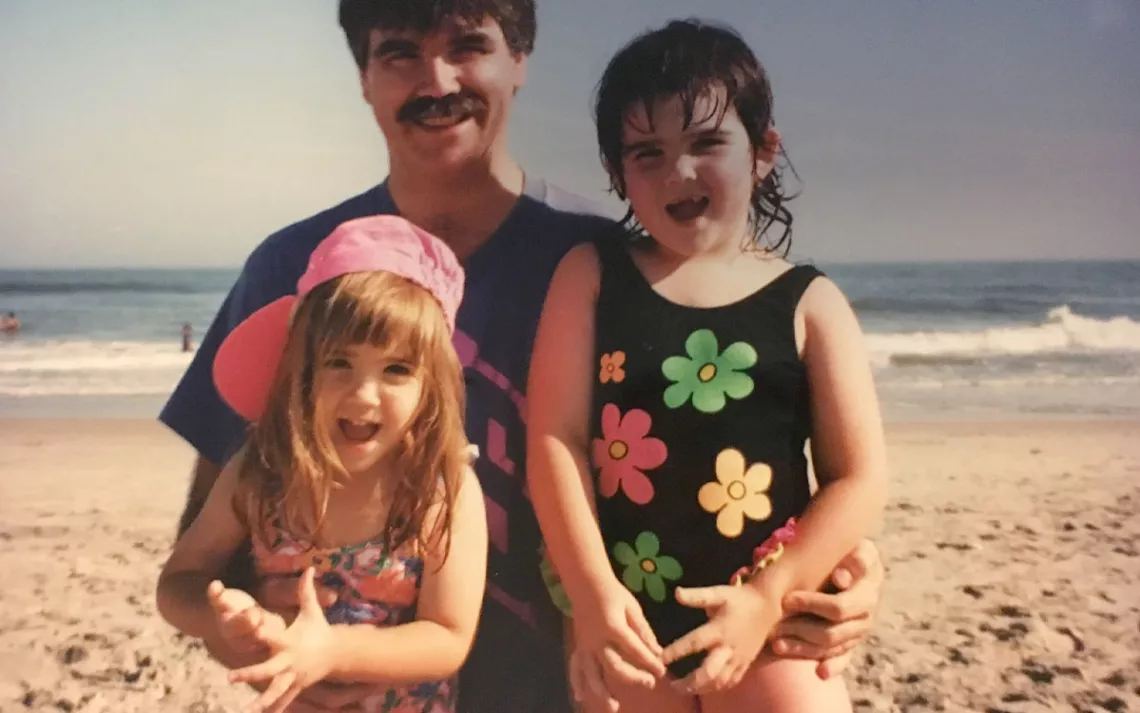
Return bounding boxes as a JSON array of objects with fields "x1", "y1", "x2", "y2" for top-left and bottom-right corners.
[{"x1": 2, "y1": 1, "x2": 1138, "y2": 267}]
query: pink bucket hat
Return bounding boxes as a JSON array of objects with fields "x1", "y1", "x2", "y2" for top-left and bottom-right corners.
[{"x1": 212, "y1": 215, "x2": 464, "y2": 422}]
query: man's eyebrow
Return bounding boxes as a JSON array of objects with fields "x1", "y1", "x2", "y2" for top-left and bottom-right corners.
[
  {"x1": 373, "y1": 37, "x2": 420, "y2": 57},
  {"x1": 452, "y1": 29, "x2": 493, "y2": 46}
]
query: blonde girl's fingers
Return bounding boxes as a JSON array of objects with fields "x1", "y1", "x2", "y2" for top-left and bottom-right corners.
[
  {"x1": 245, "y1": 671, "x2": 294, "y2": 713},
  {"x1": 229, "y1": 652, "x2": 291, "y2": 685}
]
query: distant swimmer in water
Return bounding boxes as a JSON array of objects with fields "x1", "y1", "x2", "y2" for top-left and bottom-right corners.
[
  {"x1": 0, "y1": 312, "x2": 20, "y2": 334},
  {"x1": 181, "y1": 322, "x2": 193, "y2": 352}
]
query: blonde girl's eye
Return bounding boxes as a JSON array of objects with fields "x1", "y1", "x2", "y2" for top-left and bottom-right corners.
[{"x1": 385, "y1": 361, "x2": 415, "y2": 377}]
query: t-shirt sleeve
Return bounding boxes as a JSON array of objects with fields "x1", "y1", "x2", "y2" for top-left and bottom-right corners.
[{"x1": 158, "y1": 244, "x2": 284, "y2": 467}]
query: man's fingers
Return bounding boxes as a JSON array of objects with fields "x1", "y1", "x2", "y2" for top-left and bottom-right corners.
[
  {"x1": 600, "y1": 645, "x2": 657, "y2": 689},
  {"x1": 662, "y1": 622, "x2": 720, "y2": 665},
  {"x1": 771, "y1": 615, "x2": 869, "y2": 650},
  {"x1": 673, "y1": 585, "x2": 731, "y2": 611},
  {"x1": 832, "y1": 538, "x2": 879, "y2": 589},
  {"x1": 816, "y1": 649, "x2": 856, "y2": 680},
  {"x1": 771, "y1": 636, "x2": 857, "y2": 662},
  {"x1": 781, "y1": 587, "x2": 872, "y2": 624}
]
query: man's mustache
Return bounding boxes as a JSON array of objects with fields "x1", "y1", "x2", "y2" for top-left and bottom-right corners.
[{"x1": 398, "y1": 93, "x2": 486, "y2": 124}]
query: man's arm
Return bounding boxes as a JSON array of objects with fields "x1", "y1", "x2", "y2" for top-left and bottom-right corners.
[
  {"x1": 177, "y1": 456, "x2": 221, "y2": 537},
  {"x1": 176, "y1": 455, "x2": 257, "y2": 597}
]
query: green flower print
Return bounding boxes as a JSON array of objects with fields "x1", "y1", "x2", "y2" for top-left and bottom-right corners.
[
  {"x1": 661, "y1": 329, "x2": 757, "y2": 413},
  {"x1": 613, "y1": 532, "x2": 682, "y2": 603}
]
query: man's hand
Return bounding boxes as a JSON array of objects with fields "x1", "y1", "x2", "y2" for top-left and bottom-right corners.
[{"x1": 770, "y1": 538, "x2": 884, "y2": 679}]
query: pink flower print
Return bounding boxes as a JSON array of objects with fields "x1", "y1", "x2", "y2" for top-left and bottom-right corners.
[
  {"x1": 355, "y1": 544, "x2": 386, "y2": 572},
  {"x1": 591, "y1": 404, "x2": 667, "y2": 504}
]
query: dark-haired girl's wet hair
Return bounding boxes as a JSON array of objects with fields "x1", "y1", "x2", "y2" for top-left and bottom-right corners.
[{"x1": 594, "y1": 18, "x2": 797, "y2": 255}]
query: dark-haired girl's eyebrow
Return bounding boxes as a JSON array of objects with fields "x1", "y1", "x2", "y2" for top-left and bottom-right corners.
[
  {"x1": 621, "y1": 139, "x2": 660, "y2": 156},
  {"x1": 688, "y1": 127, "x2": 730, "y2": 141}
]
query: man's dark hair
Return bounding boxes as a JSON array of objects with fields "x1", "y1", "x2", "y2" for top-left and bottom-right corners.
[{"x1": 338, "y1": 0, "x2": 537, "y2": 69}]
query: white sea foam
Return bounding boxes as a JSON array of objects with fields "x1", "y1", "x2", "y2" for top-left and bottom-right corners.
[
  {"x1": 865, "y1": 306, "x2": 1140, "y2": 368},
  {"x1": 0, "y1": 340, "x2": 192, "y2": 396}
]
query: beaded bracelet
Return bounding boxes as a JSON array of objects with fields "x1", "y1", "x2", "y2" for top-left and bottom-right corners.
[{"x1": 730, "y1": 517, "x2": 798, "y2": 586}]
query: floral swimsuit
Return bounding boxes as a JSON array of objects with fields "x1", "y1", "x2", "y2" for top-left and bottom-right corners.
[
  {"x1": 252, "y1": 521, "x2": 456, "y2": 713},
  {"x1": 588, "y1": 238, "x2": 821, "y2": 678}
]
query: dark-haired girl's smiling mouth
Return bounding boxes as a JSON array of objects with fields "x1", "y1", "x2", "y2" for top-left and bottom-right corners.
[{"x1": 665, "y1": 196, "x2": 710, "y2": 222}]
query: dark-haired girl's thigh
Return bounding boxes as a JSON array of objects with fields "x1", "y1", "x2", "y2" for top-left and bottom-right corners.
[{"x1": 700, "y1": 654, "x2": 852, "y2": 713}]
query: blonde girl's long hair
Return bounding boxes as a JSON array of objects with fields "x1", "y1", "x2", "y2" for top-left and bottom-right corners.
[{"x1": 235, "y1": 271, "x2": 468, "y2": 560}]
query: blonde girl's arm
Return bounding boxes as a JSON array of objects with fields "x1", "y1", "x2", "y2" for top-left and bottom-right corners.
[
  {"x1": 317, "y1": 465, "x2": 488, "y2": 684},
  {"x1": 751, "y1": 277, "x2": 889, "y2": 602},
  {"x1": 156, "y1": 446, "x2": 271, "y2": 667}
]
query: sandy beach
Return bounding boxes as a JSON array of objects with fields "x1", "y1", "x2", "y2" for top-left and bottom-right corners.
[{"x1": 0, "y1": 419, "x2": 1137, "y2": 713}]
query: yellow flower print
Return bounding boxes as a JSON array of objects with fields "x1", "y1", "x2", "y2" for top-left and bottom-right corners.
[{"x1": 698, "y1": 448, "x2": 773, "y2": 538}]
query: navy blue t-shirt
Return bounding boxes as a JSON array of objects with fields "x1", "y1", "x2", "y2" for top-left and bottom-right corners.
[{"x1": 160, "y1": 177, "x2": 616, "y2": 713}]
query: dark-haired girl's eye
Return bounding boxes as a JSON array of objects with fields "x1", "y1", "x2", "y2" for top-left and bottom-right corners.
[{"x1": 325, "y1": 356, "x2": 351, "y2": 370}]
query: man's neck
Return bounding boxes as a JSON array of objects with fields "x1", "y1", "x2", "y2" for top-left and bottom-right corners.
[{"x1": 387, "y1": 155, "x2": 526, "y2": 262}]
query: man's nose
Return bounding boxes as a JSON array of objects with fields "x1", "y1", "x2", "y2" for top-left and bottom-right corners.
[{"x1": 420, "y1": 56, "x2": 462, "y2": 97}]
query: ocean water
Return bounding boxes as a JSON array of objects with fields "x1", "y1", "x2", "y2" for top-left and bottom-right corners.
[{"x1": 1, "y1": 261, "x2": 1138, "y2": 420}]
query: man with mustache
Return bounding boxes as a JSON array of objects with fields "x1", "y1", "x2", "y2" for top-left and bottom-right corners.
[{"x1": 159, "y1": 2, "x2": 885, "y2": 712}]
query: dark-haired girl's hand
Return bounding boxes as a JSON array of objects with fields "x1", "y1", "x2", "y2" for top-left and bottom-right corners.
[{"x1": 568, "y1": 579, "x2": 666, "y2": 708}]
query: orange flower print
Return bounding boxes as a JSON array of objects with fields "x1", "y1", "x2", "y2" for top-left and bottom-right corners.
[
  {"x1": 600, "y1": 351, "x2": 626, "y2": 384},
  {"x1": 354, "y1": 567, "x2": 418, "y2": 607},
  {"x1": 591, "y1": 403, "x2": 667, "y2": 504}
]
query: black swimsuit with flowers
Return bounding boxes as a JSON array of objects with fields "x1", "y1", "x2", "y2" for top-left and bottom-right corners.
[{"x1": 588, "y1": 238, "x2": 821, "y2": 677}]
